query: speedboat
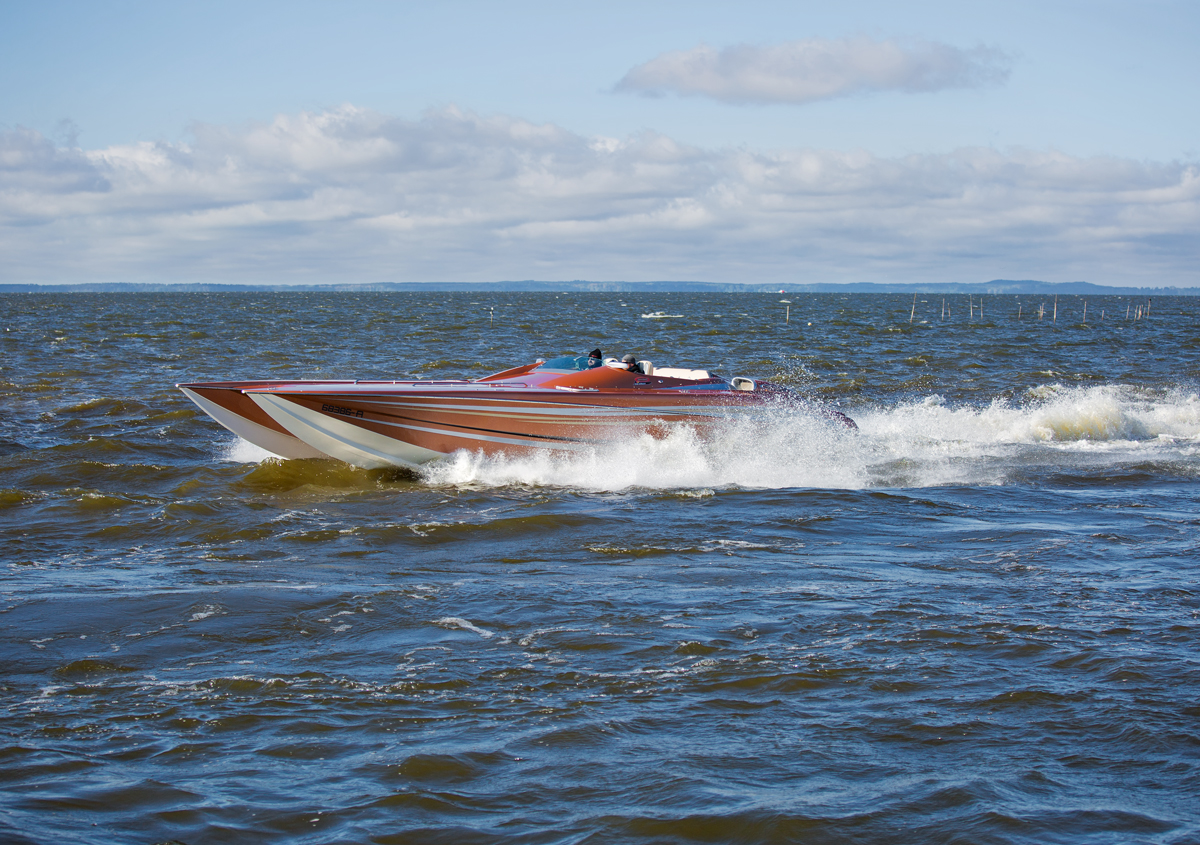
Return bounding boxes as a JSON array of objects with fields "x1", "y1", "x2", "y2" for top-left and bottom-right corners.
[{"x1": 179, "y1": 354, "x2": 855, "y2": 469}]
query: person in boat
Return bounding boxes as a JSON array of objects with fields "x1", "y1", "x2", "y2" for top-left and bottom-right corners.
[
  {"x1": 622, "y1": 354, "x2": 644, "y2": 374},
  {"x1": 587, "y1": 348, "x2": 603, "y2": 368}
]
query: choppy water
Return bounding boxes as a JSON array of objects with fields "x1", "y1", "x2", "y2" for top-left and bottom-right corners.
[{"x1": 2, "y1": 291, "x2": 1199, "y2": 845}]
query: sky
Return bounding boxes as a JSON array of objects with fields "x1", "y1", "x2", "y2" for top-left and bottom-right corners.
[{"x1": 1, "y1": 0, "x2": 1197, "y2": 287}]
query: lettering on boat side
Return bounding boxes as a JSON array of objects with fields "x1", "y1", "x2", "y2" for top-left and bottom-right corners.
[{"x1": 322, "y1": 403, "x2": 364, "y2": 418}]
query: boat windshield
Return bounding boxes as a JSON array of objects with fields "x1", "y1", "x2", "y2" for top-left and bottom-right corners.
[{"x1": 536, "y1": 355, "x2": 597, "y2": 372}]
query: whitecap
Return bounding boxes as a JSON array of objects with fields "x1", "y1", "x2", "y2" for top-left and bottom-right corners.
[{"x1": 436, "y1": 617, "x2": 494, "y2": 639}]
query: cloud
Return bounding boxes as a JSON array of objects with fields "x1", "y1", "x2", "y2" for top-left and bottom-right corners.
[
  {"x1": 615, "y1": 37, "x2": 1012, "y2": 104},
  {"x1": 0, "y1": 106, "x2": 1196, "y2": 286},
  {"x1": 0, "y1": 126, "x2": 111, "y2": 196}
]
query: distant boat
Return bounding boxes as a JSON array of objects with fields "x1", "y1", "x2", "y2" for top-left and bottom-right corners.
[{"x1": 641, "y1": 311, "x2": 684, "y2": 319}]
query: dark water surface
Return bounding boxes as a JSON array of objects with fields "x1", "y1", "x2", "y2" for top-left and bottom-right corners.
[{"x1": 2, "y1": 291, "x2": 1199, "y2": 845}]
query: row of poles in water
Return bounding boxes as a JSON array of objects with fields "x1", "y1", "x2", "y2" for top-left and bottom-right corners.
[
  {"x1": 905, "y1": 295, "x2": 1152, "y2": 324},
  {"x1": 780, "y1": 296, "x2": 1155, "y2": 324}
]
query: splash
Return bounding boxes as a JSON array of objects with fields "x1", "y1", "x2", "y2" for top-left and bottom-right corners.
[
  {"x1": 220, "y1": 437, "x2": 278, "y2": 463},
  {"x1": 423, "y1": 412, "x2": 866, "y2": 491},
  {"x1": 420, "y1": 385, "x2": 1200, "y2": 491}
]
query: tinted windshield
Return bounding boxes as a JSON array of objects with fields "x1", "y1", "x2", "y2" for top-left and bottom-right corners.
[{"x1": 536, "y1": 355, "x2": 594, "y2": 371}]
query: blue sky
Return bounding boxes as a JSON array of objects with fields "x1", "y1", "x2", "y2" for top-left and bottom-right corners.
[{"x1": 2, "y1": 0, "x2": 1197, "y2": 286}]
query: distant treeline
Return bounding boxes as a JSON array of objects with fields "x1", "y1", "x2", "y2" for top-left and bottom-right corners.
[{"x1": 1, "y1": 280, "x2": 1197, "y2": 295}]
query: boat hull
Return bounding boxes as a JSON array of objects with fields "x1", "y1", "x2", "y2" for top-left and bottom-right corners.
[
  {"x1": 177, "y1": 381, "x2": 342, "y2": 459},
  {"x1": 247, "y1": 386, "x2": 776, "y2": 469}
]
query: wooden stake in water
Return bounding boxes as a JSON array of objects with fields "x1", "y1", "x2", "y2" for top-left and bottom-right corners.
[
  {"x1": 786, "y1": 305, "x2": 790, "y2": 324},
  {"x1": 1083, "y1": 300, "x2": 1087, "y2": 323},
  {"x1": 1018, "y1": 303, "x2": 1022, "y2": 320},
  {"x1": 909, "y1": 294, "x2": 916, "y2": 324},
  {"x1": 1053, "y1": 295, "x2": 1058, "y2": 323},
  {"x1": 941, "y1": 298, "x2": 946, "y2": 320}
]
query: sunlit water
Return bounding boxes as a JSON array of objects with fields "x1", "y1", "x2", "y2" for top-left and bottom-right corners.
[{"x1": 2, "y1": 291, "x2": 1199, "y2": 845}]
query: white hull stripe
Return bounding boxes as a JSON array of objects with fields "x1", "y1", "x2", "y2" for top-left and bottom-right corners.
[
  {"x1": 249, "y1": 392, "x2": 593, "y2": 469},
  {"x1": 181, "y1": 387, "x2": 329, "y2": 460}
]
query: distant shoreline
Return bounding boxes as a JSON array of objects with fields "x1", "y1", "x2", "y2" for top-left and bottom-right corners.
[{"x1": 1, "y1": 280, "x2": 1196, "y2": 296}]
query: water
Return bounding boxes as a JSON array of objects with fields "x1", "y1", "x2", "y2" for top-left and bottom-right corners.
[{"x1": 2, "y1": 291, "x2": 1199, "y2": 845}]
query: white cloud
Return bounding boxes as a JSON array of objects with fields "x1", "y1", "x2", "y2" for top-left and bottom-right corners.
[
  {"x1": 615, "y1": 37, "x2": 1012, "y2": 104},
  {"x1": 0, "y1": 106, "x2": 1196, "y2": 286}
]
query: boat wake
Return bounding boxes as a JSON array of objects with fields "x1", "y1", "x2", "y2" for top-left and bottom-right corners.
[{"x1": 418, "y1": 384, "x2": 1200, "y2": 491}]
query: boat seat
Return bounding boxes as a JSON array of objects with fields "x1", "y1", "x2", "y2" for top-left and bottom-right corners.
[
  {"x1": 606, "y1": 359, "x2": 656, "y2": 374},
  {"x1": 654, "y1": 367, "x2": 710, "y2": 380},
  {"x1": 731, "y1": 377, "x2": 756, "y2": 391}
]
